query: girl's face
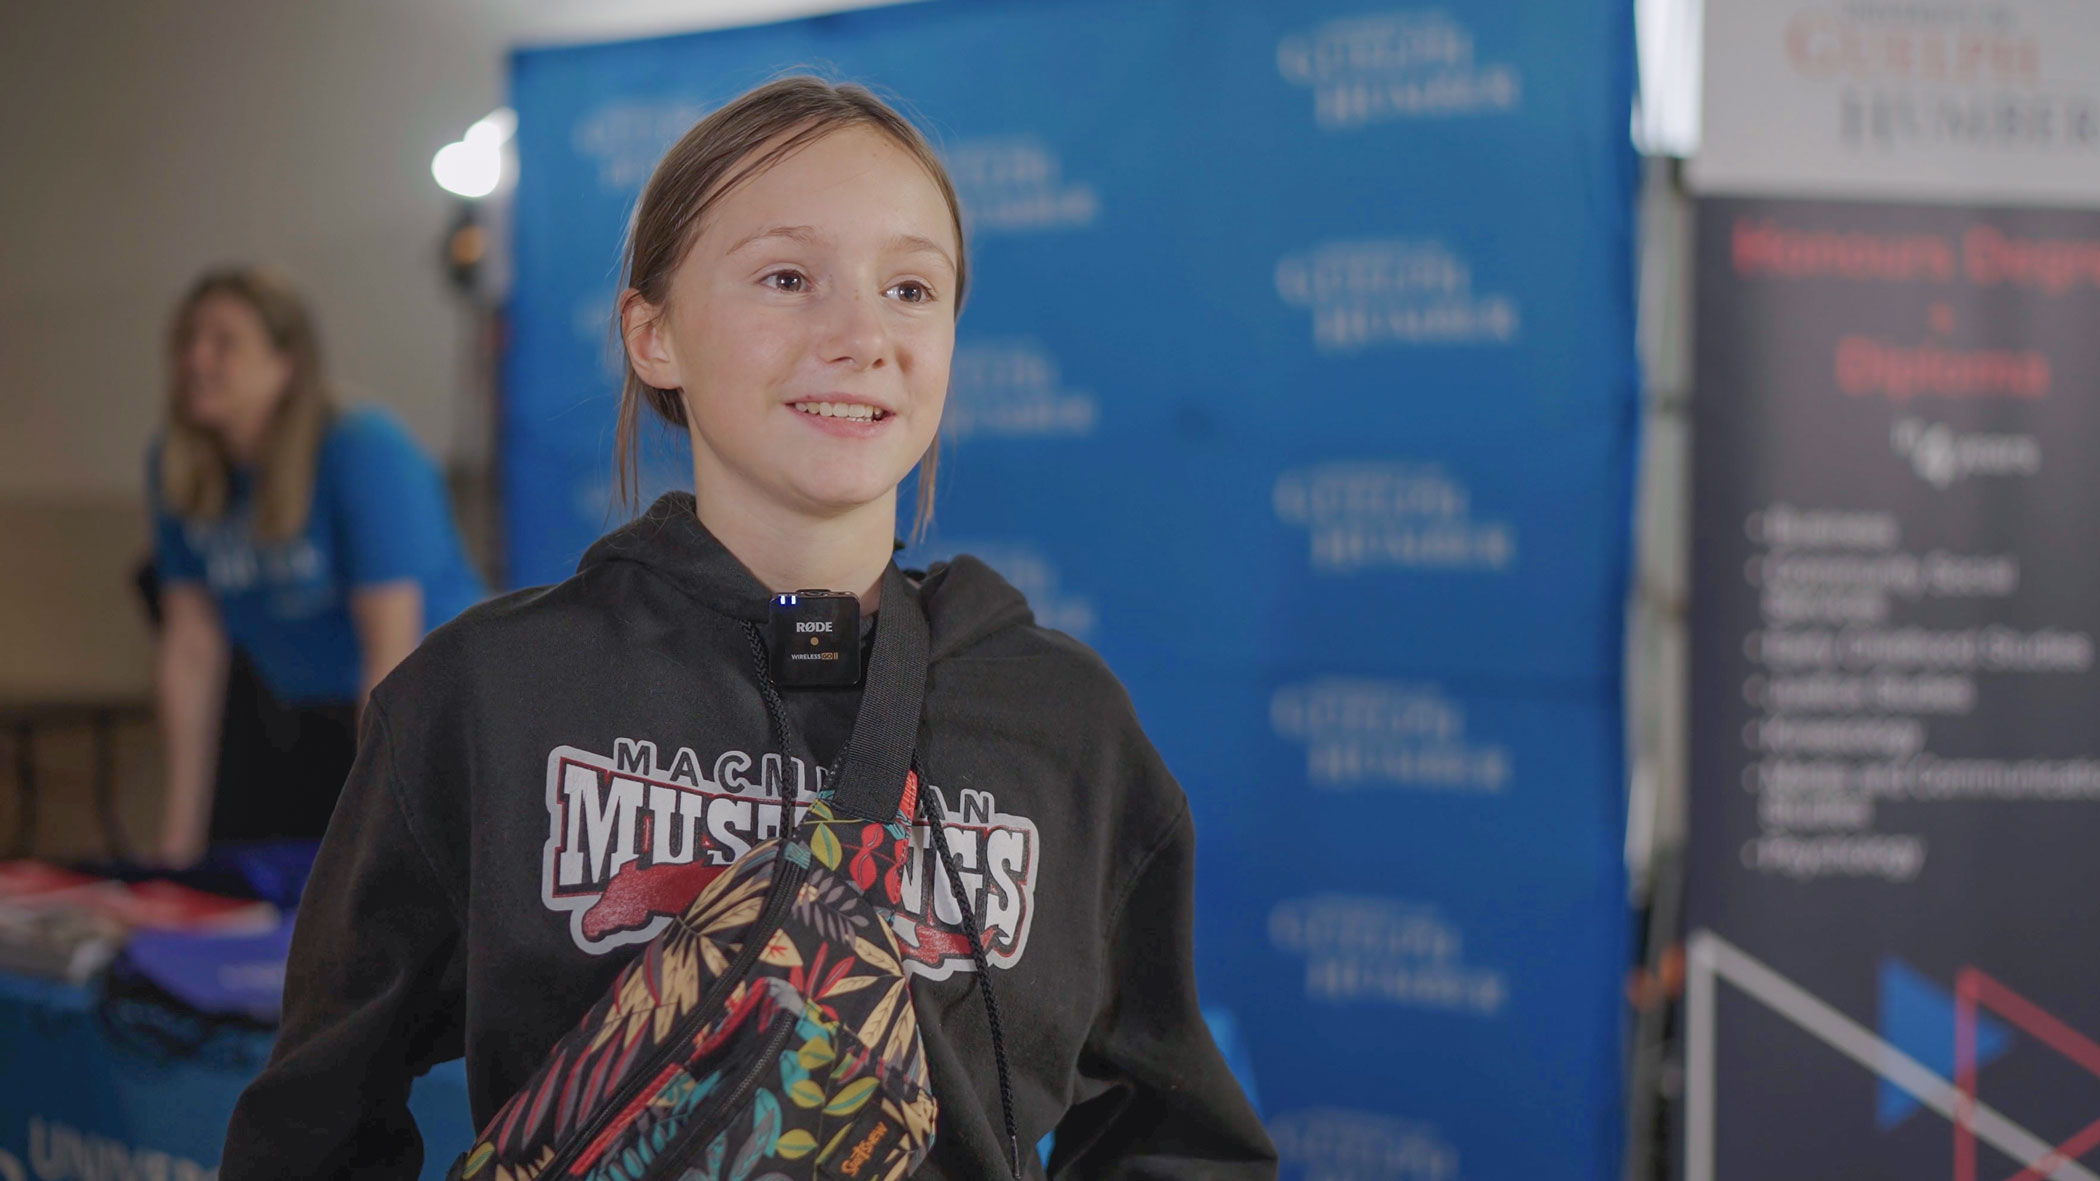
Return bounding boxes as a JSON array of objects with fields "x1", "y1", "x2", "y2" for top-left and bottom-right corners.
[
  {"x1": 175, "y1": 293, "x2": 293, "y2": 451},
  {"x1": 628, "y1": 126, "x2": 959, "y2": 522}
]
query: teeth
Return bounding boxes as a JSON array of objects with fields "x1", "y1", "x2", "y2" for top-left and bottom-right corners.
[{"x1": 795, "y1": 401, "x2": 882, "y2": 421}]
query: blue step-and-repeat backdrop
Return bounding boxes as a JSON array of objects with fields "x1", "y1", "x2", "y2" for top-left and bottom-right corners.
[{"x1": 507, "y1": 2, "x2": 1637, "y2": 1176}]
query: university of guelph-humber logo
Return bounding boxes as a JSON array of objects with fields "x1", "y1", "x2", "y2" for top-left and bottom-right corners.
[{"x1": 540, "y1": 737, "x2": 1040, "y2": 979}]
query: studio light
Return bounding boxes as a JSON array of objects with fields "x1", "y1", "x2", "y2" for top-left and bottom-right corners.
[{"x1": 432, "y1": 108, "x2": 516, "y2": 199}]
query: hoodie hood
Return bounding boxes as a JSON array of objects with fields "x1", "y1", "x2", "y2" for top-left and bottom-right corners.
[
  {"x1": 580, "y1": 492, "x2": 1035, "y2": 661},
  {"x1": 918, "y1": 554, "x2": 1035, "y2": 663},
  {"x1": 577, "y1": 492, "x2": 776, "y2": 623}
]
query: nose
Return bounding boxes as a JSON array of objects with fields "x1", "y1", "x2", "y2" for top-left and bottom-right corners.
[
  {"x1": 817, "y1": 287, "x2": 887, "y2": 371},
  {"x1": 178, "y1": 337, "x2": 212, "y2": 382}
]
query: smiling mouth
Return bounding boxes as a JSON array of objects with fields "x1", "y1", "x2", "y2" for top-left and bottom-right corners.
[{"x1": 793, "y1": 401, "x2": 888, "y2": 423}]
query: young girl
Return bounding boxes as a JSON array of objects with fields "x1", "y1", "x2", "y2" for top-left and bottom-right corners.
[{"x1": 221, "y1": 77, "x2": 1274, "y2": 1179}]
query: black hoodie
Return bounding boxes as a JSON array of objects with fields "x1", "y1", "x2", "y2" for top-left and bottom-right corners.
[{"x1": 221, "y1": 493, "x2": 1276, "y2": 1179}]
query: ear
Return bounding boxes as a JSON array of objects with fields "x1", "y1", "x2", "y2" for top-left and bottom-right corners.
[{"x1": 619, "y1": 289, "x2": 682, "y2": 391}]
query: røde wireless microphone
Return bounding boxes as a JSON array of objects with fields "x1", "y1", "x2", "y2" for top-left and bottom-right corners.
[{"x1": 767, "y1": 590, "x2": 862, "y2": 688}]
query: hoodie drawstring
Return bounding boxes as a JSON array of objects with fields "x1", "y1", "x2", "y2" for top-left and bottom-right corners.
[{"x1": 921, "y1": 777, "x2": 1023, "y2": 1177}]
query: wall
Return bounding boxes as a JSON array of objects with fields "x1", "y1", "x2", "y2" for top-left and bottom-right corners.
[{"x1": 0, "y1": 0, "x2": 903, "y2": 699}]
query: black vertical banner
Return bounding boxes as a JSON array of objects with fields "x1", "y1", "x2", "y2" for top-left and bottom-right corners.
[{"x1": 1685, "y1": 196, "x2": 2100, "y2": 1180}]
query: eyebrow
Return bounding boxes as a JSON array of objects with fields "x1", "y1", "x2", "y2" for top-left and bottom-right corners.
[
  {"x1": 724, "y1": 225, "x2": 818, "y2": 255},
  {"x1": 893, "y1": 234, "x2": 958, "y2": 273},
  {"x1": 725, "y1": 224, "x2": 957, "y2": 273}
]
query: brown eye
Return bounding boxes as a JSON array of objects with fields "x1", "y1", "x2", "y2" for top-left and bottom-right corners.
[
  {"x1": 888, "y1": 281, "x2": 930, "y2": 304},
  {"x1": 765, "y1": 271, "x2": 808, "y2": 293}
]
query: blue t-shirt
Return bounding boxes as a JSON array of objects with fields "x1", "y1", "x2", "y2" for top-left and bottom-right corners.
[{"x1": 151, "y1": 407, "x2": 486, "y2": 704}]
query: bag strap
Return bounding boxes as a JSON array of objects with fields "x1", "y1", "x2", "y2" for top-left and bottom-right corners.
[
  {"x1": 752, "y1": 566, "x2": 1022, "y2": 1176},
  {"x1": 822, "y1": 562, "x2": 929, "y2": 823}
]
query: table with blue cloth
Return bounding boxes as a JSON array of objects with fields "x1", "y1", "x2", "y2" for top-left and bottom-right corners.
[
  {"x1": 0, "y1": 841, "x2": 476, "y2": 1179},
  {"x1": 0, "y1": 970, "x2": 474, "y2": 1179},
  {"x1": 0, "y1": 962, "x2": 476, "y2": 1168}
]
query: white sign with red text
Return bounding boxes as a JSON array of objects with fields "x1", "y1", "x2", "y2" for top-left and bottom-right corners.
[{"x1": 1692, "y1": 0, "x2": 2100, "y2": 208}]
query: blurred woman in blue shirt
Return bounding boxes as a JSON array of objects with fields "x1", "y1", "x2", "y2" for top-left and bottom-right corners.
[{"x1": 149, "y1": 266, "x2": 484, "y2": 865}]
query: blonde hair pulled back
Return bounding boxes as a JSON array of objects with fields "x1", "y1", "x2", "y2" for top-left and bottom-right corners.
[{"x1": 613, "y1": 75, "x2": 968, "y2": 543}]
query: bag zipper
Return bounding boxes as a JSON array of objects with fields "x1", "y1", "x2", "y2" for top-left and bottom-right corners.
[
  {"x1": 642, "y1": 1011, "x2": 799, "y2": 1180},
  {"x1": 539, "y1": 851, "x2": 811, "y2": 1178}
]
